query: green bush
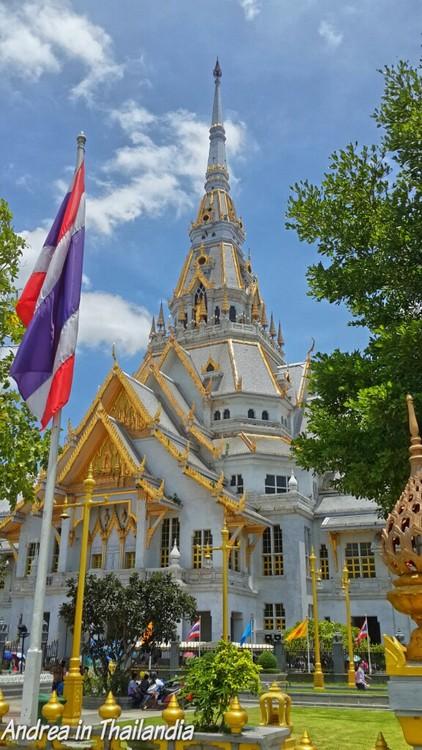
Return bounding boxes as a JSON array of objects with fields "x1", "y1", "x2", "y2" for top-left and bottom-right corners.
[
  {"x1": 181, "y1": 640, "x2": 262, "y2": 730},
  {"x1": 257, "y1": 651, "x2": 278, "y2": 671}
]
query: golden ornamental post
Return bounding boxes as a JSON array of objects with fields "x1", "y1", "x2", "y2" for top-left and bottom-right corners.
[
  {"x1": 62, "y1": 465, "x2": 95, "y2": 725},
  {"x1": 221, "y1": 524, "x2": 230, "y2": 641},
  {"x1": 309, "y1": 548, "x2": 324, "y2": 689},
  {"x1": 341, "y1": 564, "x2": 355, "y2": 688}
]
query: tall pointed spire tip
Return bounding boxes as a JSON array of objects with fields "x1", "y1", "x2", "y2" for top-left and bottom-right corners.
[{"x1": 213, "y1": 58, "x2": 222, "y2": 79}]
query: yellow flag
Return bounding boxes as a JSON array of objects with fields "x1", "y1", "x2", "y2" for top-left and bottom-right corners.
[
  {"x1": 139, "y1": 621, "x2": 153, "y2": 645},
  {"x1": 285, "y1": 618, "x2": 308, "y2": 642}
]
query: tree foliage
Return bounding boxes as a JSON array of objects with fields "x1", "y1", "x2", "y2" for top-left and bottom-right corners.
[
  {"x1": 59, "y1": 571, "x2": 197, "y2": 693},
  {"x1": 286, "y1": 60, "x2": 422, "y2": 514},
  {"x1": 0, "y1": 199, "x2": 50, "y2": 508},
  {"x1": 181, "y1": 641, "x2": 261, "y2": 730}
]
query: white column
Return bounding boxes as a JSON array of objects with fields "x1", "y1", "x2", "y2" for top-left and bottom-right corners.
[
  {"x1": 135, "y1": 498, "x2": 147, "y2": 569},
  {"x1": 57, "y1": 517, "x2": 71, "y2": 573}
]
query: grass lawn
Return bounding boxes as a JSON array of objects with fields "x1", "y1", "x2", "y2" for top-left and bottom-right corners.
[
  {"x1": 247, "y1": 707, "x2": 408, "y2": 750},
  {"x1": 124, "y1": 706, "x2": 407, "y2": 750}
]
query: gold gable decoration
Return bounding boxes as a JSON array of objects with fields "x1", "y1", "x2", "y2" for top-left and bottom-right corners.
[
  {"x1": 110, "y1": 390, "x2": 147, "y2": 433},
  {"x1": 92, "y1": 437, "x2": 133, "y2": 486}
]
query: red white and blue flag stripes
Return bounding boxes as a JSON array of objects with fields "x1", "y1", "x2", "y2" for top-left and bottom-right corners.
[
  {"x1": 10, "y1": 147, "x2": 85, "y2": 429},
  {"x1": 355, "y1": 617, "x2": 369, "y2": 643},
  {"x1": 186, "y1": 619, "x2": 201, "y2": 641}
]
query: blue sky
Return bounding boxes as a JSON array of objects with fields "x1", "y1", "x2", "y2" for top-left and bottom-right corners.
[{"x1": 1, "y1": 0, "x2": 420, "y2": 429}]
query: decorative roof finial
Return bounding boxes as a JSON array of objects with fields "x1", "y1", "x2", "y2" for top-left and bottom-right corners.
[
  {"x1": 213, "y1": 58, "x2": 222, "y2": 79},
  {"x1": 269, "y1": 313, "x2": 276, "y2": 339},
  {"x1": 157, "y1": 302, "x2": 166, "y2": 333},
  {"x1": 111, "y1": 342, "x2": 117, "y2": 363},
  {"x1": 406, "y1": 395, "x2": 422, "y2": 476},
  {"x1": 149, "y1": 316, "x2": 156, "y2": 339},
  {"x1": 277, "y1": 322, "x2": 284, "y2": 349}
]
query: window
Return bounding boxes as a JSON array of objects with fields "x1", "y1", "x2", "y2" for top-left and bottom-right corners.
[
  {"x1": 214, "y1": 306, "x2": 220, "y2": 324},
  {"x1": 345, "y1": 542, "x2": 376, "y2": 579},
  {"x1": 206, "y1": 362, "x2": 215, "y2": 372},
  {"x1": 262, "y1": 410, "x2": 269, "y2": 420},
  {"x1": 320, "y1": 544, "x2": 329, "y2": 580},
  {"x1": 264, "y1": 603, "x2": 285, "y2": 631},
  {"x1": 230, "y1": 474, "x2": 244, "y2": 494},
  {"x1": 262, "y1": 525, "x2": 283, "y2": 576},
  {"x1": 304, "y1": 527, "x2": 312, "y2": 578},
  {"x1": 229, "y1": 305, "x2": 236, "y2": 322},
  {"x1": 264, "y1": 475, "x2": 288, "y2": 494},
  {"x1": 247, "y1": 408, "x2": 255, "y2": 419},
  {"x1": 161, "y1": 518, "x2": 180, "y2": 567},
  {"x1": 223, "y1": 408, "x2": 230, "y2": 419},
  {"x1": 192, "y1": 529, "x2": 213, "y2": 569},
  {"x1": 125, "y1": 551, "x2": 136, "y2": 569},
  {"x1": 51, "y1": 538, "x2": 60, "y2": 573},
  {"x1": 91, "y1": 553, "x2": 103, "y2": 569},
  {"x1": 26, "y1": 542, "x2": 40, "y2": 576},
  {"x1": 214, "y1": 410, "x2": 221, "y2": 421}
]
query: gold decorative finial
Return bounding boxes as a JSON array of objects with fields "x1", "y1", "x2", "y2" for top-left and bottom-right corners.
[
  {"x1": 84, "y1": 463, "x2": 96, "y2": 497},
  {"x1": 112, "y1": 342, "x2": 117, "y2": 362},
  {"x1": 41, "y1": 691, "x2": 64, "y2": 724},
  {"x1": 371, "y1": 732, "x2": 391, "y2": 750},
  {"x1": 98, "y1": 691, "x2": 122, "y2": 720},
  {"x1": 294, "y1": 730, "x2": 318, "y2": 750},
  {"x1": 260, "y1": 302, "x2": 268, "y2": 329},
  {"x1": 406, "y1": 394, "x2": 422, "y2": 476},
  {"x1": 0, "y1": 689, "x2": 9, "y2": 723},
  {"x1": 162, "y1": 694, "x2": 185, "y2": 726},
  {"x1": 223, "y1": 696, "x2": 248, "y2": 734}
]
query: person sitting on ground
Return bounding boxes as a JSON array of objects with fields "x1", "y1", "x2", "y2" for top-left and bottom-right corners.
[
  {"x1": 355, "y1": 661, "x2": 368, "y2": 690},
  {"x1": 144, "y1": 672, "x2": 164, "y2": 708},
  {"x1": 128, "y1": 671, "x2": 140, "y2": 707}
]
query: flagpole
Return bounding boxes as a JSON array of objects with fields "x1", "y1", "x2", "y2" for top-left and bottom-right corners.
[
  {"x1": 365, "y1": 616, "x2": 372, "y2": 675},
  {"x1": 198, "y1": 616, "x2": 201, "y2": 658},
  {"x1": 306, "y1": 618, "x2": 311, "y2": 673},
  {"x1": 20, "y1": 410, "x2": 62, "y2": 726}
]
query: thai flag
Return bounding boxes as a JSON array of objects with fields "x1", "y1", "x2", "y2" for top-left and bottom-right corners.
[
  {"x1": 355, "y1": 617, "x2": 368, "y2": 644},
  {"x1": 187, "y1": 619, "x2": 201, "y2": 641},
  {"x1": 10, "y1": 144, "x2": 85, "y2": 429}
]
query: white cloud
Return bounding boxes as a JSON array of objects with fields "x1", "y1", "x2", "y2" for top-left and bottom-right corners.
[
  {"x1": 17, "y1": 225, "x2": 151, "y2": 356},
  {"x1": 88, "y1": 103, "x2": 247, "y2": 235},
  {"x1": 238, "y1": 0, "x2": 261, "y2": 21},
  {"x1": 0, "y1": 1, "x2": 122, "y2": 101},
  {"x1": 318, "y1": 20, "x2": 343, "y2": 49},
  {"x1": 79, "y1": 292, "x2": 151, "y2": 356}
]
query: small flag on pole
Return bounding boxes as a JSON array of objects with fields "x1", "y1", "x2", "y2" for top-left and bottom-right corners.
[
  {"x1": 187, "y1": 619, "x2": 201, "y2": 641},
  {"x1": 285, "y1": 617, "x2": 308, "y2": 642},
  {"x1": 240, "y1": 619, "x2": 253, "y2": 645},
  {"x1": 10, "y1": 138, "x2": 86, "y2": 429},
  {"x1": 355, "y1": 617, "x2": 368, "y2": 644},
  {"x1": 137, "y1": 621, "x2": 153, "y2": 647}
]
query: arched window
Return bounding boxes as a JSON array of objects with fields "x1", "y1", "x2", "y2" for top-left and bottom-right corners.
[
  {"x1": 248, "y1": 408, "x2": 255, "y2": 419},
  {"x1": 223, "y1": 408, "x2": 230, "y2": 420},
  {"x1": 194, "y1": 283, "x2": 207, "y2": 323},
  {"x1": 262, "y1": 410, "x2": 269, "y2": 421},
  {"x1": 214, "y1": 306, "x2": 220, "y2": 324},
  {"x1": 206, "y1": 362, "x2": 215, "y2": 372},
  {"x1": 214, "y1": 410, "x2": 221, "y2": 421},
  {"x1": 320, "y1": 544, "x2": 329, "y2": 580},
  {"x1": 229, "y1": 305, "x2": 236, "y2": 322}
]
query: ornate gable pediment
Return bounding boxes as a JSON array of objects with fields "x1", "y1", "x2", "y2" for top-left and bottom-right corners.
[
  {"x1": 109, "y1": 390, "x2": 148, "y2": 433},
  {"x1": 92, "y1": 434, "x2": 134, "y2": 485}
]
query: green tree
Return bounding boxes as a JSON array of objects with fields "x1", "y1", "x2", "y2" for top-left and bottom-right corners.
[
  {"x1": 0, "y1": 199, "x2": 50, "y2": 508},
  {"x1": 0, "y1": 558, "x2": 8, "y2": 588},
  {"x1": 286, "y1": 59, "x2": 422, "y2": 514},
  {"x1": 181, "y1": 640, "x2": 261, "y2": 730},
  {"x1": 59, "y1": 571, "x2": 197, "y2": 693}
]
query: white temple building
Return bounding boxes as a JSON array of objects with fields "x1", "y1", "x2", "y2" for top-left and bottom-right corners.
[{"x1": 0, "y1": 62, "x2": 411, "y2": 653}]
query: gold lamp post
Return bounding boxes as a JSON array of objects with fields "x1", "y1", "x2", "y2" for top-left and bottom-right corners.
[
  {"x1": 309, "y1": 548, "x2": 324, "y2": 689},
  {"x1": 61, "y1": 465, "x2": 96, "y2": 725},
  {"x1": 341, "y1": 563, "x2": 356, "y2": 688},
  {"x1": 196, "y1": 524, "x2": 238, "y2": 641}
]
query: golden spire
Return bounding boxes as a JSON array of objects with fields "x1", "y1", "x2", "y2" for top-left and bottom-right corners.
[
  {"x1": 406, "y1": 394, "x2": 422, "y2": 476},
  {"x1": 222, "y1": 286, "x2": 229, "y2": 314},
  {"x1": 277, "y1": 322, "x2": 284, "y2": 348},
  {"x1": 157, "y1": 302, "x2": 166, "y2": 332},
  {"x1": 251, "y1": 291, "x2": 260, "y2": 321},
  {"x1": 260, "y1": 302, "x2": 268, "y2": 329},
  {"x1": 269, "y1": 313, "x2": 276, "y2": 339}
]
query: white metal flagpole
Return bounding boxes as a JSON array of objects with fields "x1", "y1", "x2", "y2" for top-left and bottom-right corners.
[
  {"x1": 198, "y1": 616, "x2": 202, "y2": 658},
  {"x1": 20, "y1": 410, "x2": 62, "y2": 726},
  {"x1": 365, "y1": 616, "x2": 372, "y2": 675}
]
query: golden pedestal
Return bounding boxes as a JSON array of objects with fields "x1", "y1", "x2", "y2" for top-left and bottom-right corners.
[{"x1": 62, "y1": 658, "x2": 84, "y2": 726}]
